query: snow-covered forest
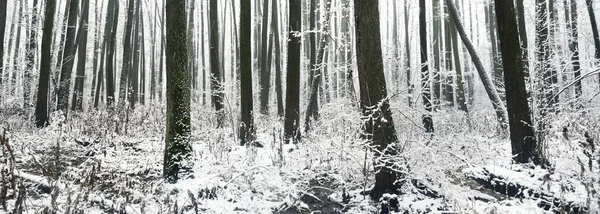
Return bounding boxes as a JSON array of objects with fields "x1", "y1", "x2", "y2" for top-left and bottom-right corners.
[{"x1": 1, "y1": 0, "x2": 600, "y2": 213}]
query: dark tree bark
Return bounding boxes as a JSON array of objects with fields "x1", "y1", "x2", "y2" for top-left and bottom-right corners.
[
  {"x1": 515, "y1": 0, "x2": 530, "y2": 78},
  {"x1": 90, "y1": 0, "x2": 103, "y2": 103},
  {"x1": 585, "y1": 0, "x2": 600, "y2": 84},
  {"x1": 420, "y1": 0, "x2": 434, "y2": 133},
  {"x1": 24, "y1": 0, "x2": 39, "y2": 109},
  {"x1": 260, "y1": 0, "x2": 271, "y2": 115},
  {"x1": 210, "y1": 0, "x2": 224, "y2": 127},
  {"x1": 354, "y1": 0, "x2": 400, "y2": 200},
  {"x1": 117, "y1": 0, "x2": 135, "y2": 109},
  {"x1": 570, "y1": 0, "x2": 582, "y2": 98},
  {"x1": 443, "y1": 1, "x2": 455, "y2": 107},
  {"x1": 405, "y1": 1, "x2": 412, "y2": 107},
  {"x1": 72, "y1": 0, "x2": 90, "y2": 111},
  {"x1": 35, "y1": 0, "x2": 57, "y2": 127},
  {"x1": 128, "y1": 0, "x2": 141, "y2": 109},
  {"x1": 494, "y1": 0, "x2": 542, "y2": 165},
  {"x1": 284, "y1": 0, "x2": 302, "y2": 142},
  {"x1": 0, "y1": 0, "x2": 6, "y2": 102},
  {"x1": 445, "y1": 0, "x2": 508, "y2": 128},
  {"x1": 56, "y1": 0, "x2": 79, "y2": 115},
  {"x1": 106, "y1": 0, "x2": 119, "y2": 106},
  {"x1": 239, "y1": 0, "x2": 256, "y2": 145},
  {"x1": 450, "y1": 1, "x2": 468, "y2": 112},
  {"x1": 433, "y1": 0, "x2": 442, "y2": 108},
  {"x1": 164, "y1": 0, "x2": 192, "y2": 182},
  {"x1": 272, "y1": 0, "x2": 284, "y2": 117}
]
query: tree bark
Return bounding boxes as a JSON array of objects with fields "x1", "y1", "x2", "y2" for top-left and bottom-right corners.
[
  {"x1": 260, "y1": 0, "x2": 271, "y2": 115},
  {"x1": 56, "y1": 0, "x2": 79, "y2": 115},
  {"x1": 209, "y1": 0, "x2": 224, "y2": 127},
  {"x1": 494, "y1": 0, "x2": 543, "y2": 165},
  {"x1": 71, "y1": 0, "x2": 90, "y2": 111},
  {"x1": 0, "y1": 0, "x2": 7, "y2": 102},
  {"x1": 35, "y1": 0, "x2": 57, "y2": 127},
  {"x1": 354, "y1": 0, "x2": 400, "y2": 200},
  {"x1": 117, "y1": 0, "x2": 136, "y2": 109},
  {"x1": 570, "y1": 0, "x2": 582, "y2": 98},
  {"x1": 106, "y1": 0, "x2": 119, "y2": 106},
  {"x1": 585, "y1": 0, "x2": 600, "y2": 85},
  {"x1": 239, "y1": 0, "x2": 256, "y2": 145},
  {"x1": 24, "y1": 0, "x2": 39, "y2": 109},
  {"x1": 284, "y1": 0, "x2": 302, "y2": 142},
  {"x1": 272, "y1": 0, "x2": 284, "y2": 117},
  {"x1": 420, "y1": 0, "x2": 434, "y2": 133},
  {"x1": 164, "y1": 0, "x2": 192, "y2": 182}
]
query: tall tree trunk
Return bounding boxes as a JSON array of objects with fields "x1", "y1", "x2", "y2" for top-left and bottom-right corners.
[
  {"x1": 284, "y1": 0, "x2": 302, "y2": 142},
  {"x1": 405, "y1": 1, "x2": 412, "y2": 107},
  {"x1": 585, "y1": 0, "x2": 600, "y2": 85},
  {"x1": 35, "y1": 0, "x2": 57, "y2": 127},
  {"x1": 239, "y1": 0, "x2": 255, "y2": 145},
  {"x1": 488, "y1": 1, "x2": 503, "y2": 100},
  {"x1": 420, "y1": 0, "x2": 434, "y2": 133},
  {"x1": 516, "y1": 0, "x2": 530, "y2": 78},
  {"x1": 260, "y1": 0, "x2": 271, "y2": 114},
  {"x1": 90, "y1": 0, "x2": 104, "y2": 103},
  {"x1": 106, "y1": 0, "x2": 119, "y2": 106},
  {"x1": 24, "y1": 0, "x2": 39, "y2": 109},
  {"x1": 164, "y1": 0, "x2": 193, "y2": 182},
  {"x1": 433, "y1": 0, "x2": 442, "y2": 109},
  {"x1": 72, "y1": 0, "x2": 90, "y2": 111},
  {"x1": 273, "y1": 0, "x2": 284, "y2": 117},
  {"x1": 354, "y1": 0, "x2": 400, "y2": 200},
  {"x1": 0, "y1": 0, "x2": 7, "y2": 102},
  {"x1": 210, "y1": 0, "x2": 224, "y2": 127},
  {"x1": 570, "y1": 0, "x2": 582, "y2": 98},
  {"x1": 450, "y1": 1, "x2": 468, "y2": 112},
  {"x1": 57, "y1": 0, "x2": 79, "y2": 115},
  {"x1": 443, "y1": 1, "x2": 454, "y2": 107},
  {"x1": 445, "y1": 0, "x2": 508, "y2": 129},
  {"x1": 494, "y1": 0, "x2": 542, "y2": 165},
  {"x1": 536, "y1": 0, "x2": 553, "y2": 114},
  {"x1": 117, "y1": 0, "x2": 136, "y2": 109},
  {"x1": 128, "y1": 0, "x2": 141, "y2": 109}
]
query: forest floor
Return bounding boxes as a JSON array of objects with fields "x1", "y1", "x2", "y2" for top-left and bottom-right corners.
[{"x1": 1, "y1": 98, "x2": 599, "y2": 213}]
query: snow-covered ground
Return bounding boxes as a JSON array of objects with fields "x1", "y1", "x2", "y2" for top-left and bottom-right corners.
[{"x1": 1, "y1": 98, "x2": 598, "y2": 213}]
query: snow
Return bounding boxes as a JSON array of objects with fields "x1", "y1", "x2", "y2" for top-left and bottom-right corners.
[{"x1": 0, "y1": 99, "x2": 599, "y2": 213}]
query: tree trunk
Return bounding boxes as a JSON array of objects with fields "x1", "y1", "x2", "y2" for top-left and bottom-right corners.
[
  {"x1": 106, "y1": 0, "x2": 119, "y2": 106},
  {"x1": 420, "y1": 0, "x2": 434, "y2": 133},
  {"x1": 35, "y1": 0, "x2": 57, "y2": 127},
  {"x1": 57, "y1": 0, "x2": 79, "y2": 115},
  {"x1": 405, "y1": 1, "x2": 412, "y2": 107},
  {"x1": 117, "y1": 0, "x2": 136, "y2": 109},
  {"x1": 494, "y1": 0, "x2": 543, "y2": 165},
  {"x1": 24, "y1": 0, "x2": 39, "y2": 109},
  {"x1": 260, "y1": 0, "x2": 271, "y2": 115},
  {"x1": 445, "y1": 0, "x2": 508, "y2": 129},
  {"x1": 272, "y1": 0, "x2": 284, "y2": 117},
  {"x1": 72, "y1": 0, "x2": 90, "y2": 111},
  {"x1": 239, "y1": 0, "x2": 256, "y2": 145},
  {"x1": 209, "y1": 0, "x2": 224, "y2": 127},
  {"x1": 164, "y1": 0, "x2": 193, "y2": 182},
  {"x1": 450, "y1": 1, "x2": 468, "y2": 112},
  {"x1": 0, "y1": 0, "x2": 7, "y2": 102},
  {"x1": 354, "y1": 0, "x2": 400, "y2": 200},
  {"x1": 433, "y1": 0, "x2": 441, "y2": 109},
  {"x1": 443, "y1": 2, "x2": 454, "y2": 107},
  {"x1": 516, "y1": 0, "x2": 530, "y2": 78},
  {"x1": 569, "y1": 0, "x2": 582, "y2": 99},
  {"x1": 585, "y1": 0, "x2": 600, "y2": 85},
  {"x1": 284, "y1": 0, "x2": 302, "y2": 142}
]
